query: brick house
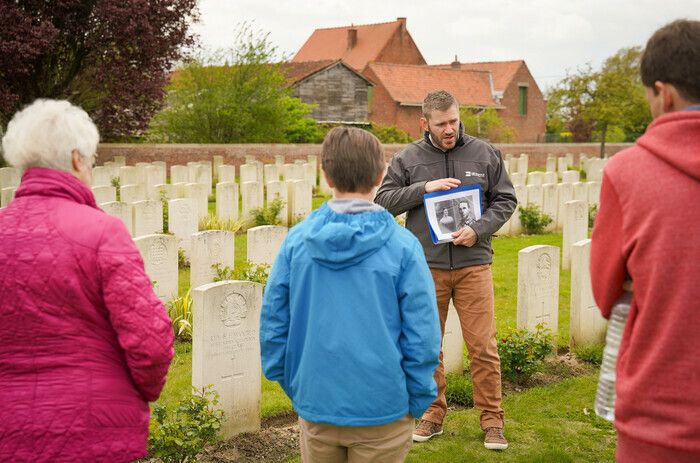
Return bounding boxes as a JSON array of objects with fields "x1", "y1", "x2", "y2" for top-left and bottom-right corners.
[
  {"x1": 292, "y1": 18, "x2": 546, "y2": 142},
  {"x1": 281, "y1": 60, "x2": 373, "y2": 124}
]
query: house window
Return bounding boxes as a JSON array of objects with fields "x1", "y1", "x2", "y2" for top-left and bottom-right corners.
[{"x1": 518, "y1": 86, "x2": 527, "y2": 116}]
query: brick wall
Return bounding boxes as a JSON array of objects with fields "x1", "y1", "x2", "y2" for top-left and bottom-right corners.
[
  {"x1": 373, "y1": 22, "x2": 426, "y2": 68},
  {"x1": 98, "y1": 142, "x2": 631, "y2": 171},
  {"x1": 498, "y1": 63, "x2": 546, "y2": 143}
]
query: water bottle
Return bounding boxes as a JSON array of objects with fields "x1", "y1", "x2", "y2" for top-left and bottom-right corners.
[{"x1": 594, "y1": 290, "x2": 632, "y2": 421}]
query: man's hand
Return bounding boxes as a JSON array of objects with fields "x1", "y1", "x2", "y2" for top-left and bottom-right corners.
[
  {"x1": 452, "y1": 226, "x2": 477, "y2": 247},
  {"x1": 425, "y1": 178, "x2": 461, "y2": 193}
]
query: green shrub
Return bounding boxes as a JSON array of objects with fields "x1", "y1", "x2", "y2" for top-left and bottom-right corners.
[
  {"x1": 111, "y1": 176, "x2": 121, "y2": 201},
  {"x1": 178, "y1": 248, "x2": 190, "y2": 268},
  {"x1": 213, "y1": 261, "x2": 270, "y2": 288},
  {"x1": 588, "y1": 203, "x2": 598, "y2": 229},
  {"x1": 445, "y1": 373, "x2": 473, "y2": 407},
  {"x1": 498, "y1": 324, "x2": 554, "y2": 385},
  {"x1": 250, "y1": 197, "x2": 285, "y2": 226},
  {"x1": 198, "y1": 214, "x2": 244, "y2": 233},
  {"x1": 519, "y1": 204, "x2": 553, "y2": 235},
  {"x1": 368, "y1": 123, "x2": 413, "y2": 144},
  {"x1": 166, "y1": 289, "x2": 193, "y2": 341},
  {"x1": 148, "y1": 385, "x2": 224, "y2": 463},
  {"x1": 573, "y1": 344, "x2": 603, "y2": 366}
]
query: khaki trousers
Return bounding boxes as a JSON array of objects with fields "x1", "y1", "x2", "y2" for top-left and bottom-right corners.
[
  {"x1": 421, "y1": 265, "x2": 504, "y2": 430},
  {"x1": 299, "y1": 415, "x2": 413, "y2": 463}
]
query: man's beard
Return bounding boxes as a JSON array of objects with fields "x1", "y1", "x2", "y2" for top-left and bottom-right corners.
[{"x1": 428, "y1": 126, "x2": 457, "y2": 151}]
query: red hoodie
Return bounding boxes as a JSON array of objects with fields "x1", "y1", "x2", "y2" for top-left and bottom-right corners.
[{"x1": 591, "y1": 110, "x2": 700, "y2": 459}]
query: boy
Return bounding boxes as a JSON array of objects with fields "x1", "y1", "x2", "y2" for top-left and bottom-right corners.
[{"x1": 260, "y1": 127, "x2": 441, "y2": 462}]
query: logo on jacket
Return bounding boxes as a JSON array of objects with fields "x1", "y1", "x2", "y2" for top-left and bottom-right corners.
[{"x1": 465, "y1": 171, "x2": 485, "y2": 178}]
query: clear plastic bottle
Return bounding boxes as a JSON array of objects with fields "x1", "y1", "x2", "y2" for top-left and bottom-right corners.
[{"x1": 595, "y1": 291, "x2": 633, "y2": 421}]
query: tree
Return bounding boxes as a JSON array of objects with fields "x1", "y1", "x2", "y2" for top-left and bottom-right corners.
[
  {"x1": 0, "y1": 1, "x2": 199, "y2": 140},
  {"x1": 546, "y1": 47, "x2": 652, "y2": 155},
  {"x1": 148, "y1": 24, "x2": 320, "y2": 144},
  {"x1": 460, "y1": 107, "x2": 517, "y2": 142}
]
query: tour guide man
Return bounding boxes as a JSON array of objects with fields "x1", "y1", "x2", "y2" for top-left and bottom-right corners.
[{"x1": 375, "y1": 89, "x2": 516, "y2": 450}]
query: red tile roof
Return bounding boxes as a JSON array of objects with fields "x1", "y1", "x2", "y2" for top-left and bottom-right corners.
[
  {"x1": 431, "y1": 60, "x2": 524, "y2": 92},
  {"x1": 292, "y1": 19, "x2": 424, "y2": 71},
  {"x1": 279, "y1": 60, "x2": 373, "y2": 87},
  {"x1": 367, "y1": 63, "x2": 499, "y2": 107}
]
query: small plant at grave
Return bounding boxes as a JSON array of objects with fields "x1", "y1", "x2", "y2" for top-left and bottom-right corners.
[
  {"x1": 148, "y1": 385, "x2": 224, "y2": 463},
  {"x1": 573, "y1": 344, "x2": 604, "y2": 366},
  {"x1": 110, "y1": 176, "x2": 121, "y2": 201},
  {"x1": 178, "y1": 248, "x2": 190, "y2": 268},
  {"x1": 519, "y1": 204, "x2": 553, "y2": 235},
  {"x1": 198, "y1": 214, "x2": 244, "y2": 233},
  {"x1": 213, "y1": 261, "x2": 271, "y2": 288},
  {"x1": 588, "y1": 203, "x2": 598, "y2": 229},
  {"x1": 249, "y1": 197, "x2": 285, "y2": 226},
  {"x1": 160, "y1": 189, "x2": 170, "y2": 233},
  {"x1": 498, "y1": 324, "x2": 554, "y2": 385},
  {"x1": 445, "y1": 373, "x2": 474, "y2": 407},
  {"x1": 166, "y1": 289, "x2": 193, "y2": 341}
]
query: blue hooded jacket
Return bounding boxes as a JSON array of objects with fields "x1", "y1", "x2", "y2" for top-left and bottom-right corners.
[{"x1": 260, "y1": 202, "x2": 441, "y2": 426}]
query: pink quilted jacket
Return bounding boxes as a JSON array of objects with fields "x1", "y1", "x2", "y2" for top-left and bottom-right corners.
[{"x1": 0, "y1": 168, "x2": 174, "y2": 462}]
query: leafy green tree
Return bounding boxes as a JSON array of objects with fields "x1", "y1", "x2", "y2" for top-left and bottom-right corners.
[
  {"x1": 368, "y1": 123, "x2": 413, "y2": 143},
  {"x1": 546, "y1": 47, "x2": 652, "y2": 154},
  {"x1": 148, "y1": 24, "x2": 319, "y2": 143},
  {"x1": 460, "y1": 107, "x2": 516, "y2": 142}
]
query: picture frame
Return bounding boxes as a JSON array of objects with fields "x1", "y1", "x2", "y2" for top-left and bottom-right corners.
[{"x1": 423, "y1": 185, "x2": 483, "y2": 244}]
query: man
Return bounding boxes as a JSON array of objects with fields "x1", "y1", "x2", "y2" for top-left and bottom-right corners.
[
  {"x1": 590, "y1": 20, "x2": 700, "y2": 463},
  {"x1": 375, "y1": 90, "x2": 516, "y2": 450},
  {"x1": 457, "y1": 199, "x2": 476, "y2": 227}
]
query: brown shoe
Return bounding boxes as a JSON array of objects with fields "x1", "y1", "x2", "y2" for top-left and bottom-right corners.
[
  {"x1": 484, "y1": 427, "x2": 508, "y2": 450},
  {"x1": 412, "y1": 419, "x2": 443, "y2": 442}
]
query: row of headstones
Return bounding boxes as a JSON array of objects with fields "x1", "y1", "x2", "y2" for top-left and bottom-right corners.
[
  {"x1": 442, "y1": 239, "x2": 606, "y2": 374},
  {"x1": 503, "y1": 153, "x2": 608, "y2": 182},
  {"x1": 0, "y1": 167, "x2": 21, "y2": 207},
  {"x1": 134, "y1": 225, "x2": 288, "y2": 302}
]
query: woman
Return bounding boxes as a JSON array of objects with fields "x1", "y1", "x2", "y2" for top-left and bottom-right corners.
[{"x1": 0, "y1": 100, "x2": 174, "y2": 462}]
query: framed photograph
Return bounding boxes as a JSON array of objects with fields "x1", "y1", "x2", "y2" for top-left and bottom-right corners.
[{"x1": 423, "y1": 185, "x2": 482, "y2": 244}]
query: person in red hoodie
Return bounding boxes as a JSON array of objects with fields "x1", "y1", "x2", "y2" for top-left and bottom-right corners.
[
  {"x1": 0, "y1": 100, "x2": 174, "y2": 462},
  {"x1": 590, "y1": 19, "x2": 700, "y2": 463}
]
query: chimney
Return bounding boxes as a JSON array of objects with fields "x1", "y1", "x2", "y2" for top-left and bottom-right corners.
[
  {"x1": 397, "y1": 17, "x2": 406, "y2": 31},
  {"x1": 347, "y1": 27, "x2": 357, "y2": 51},
  {"x1": 451, "y1": 55, "x2": 461, "y2": 69}
]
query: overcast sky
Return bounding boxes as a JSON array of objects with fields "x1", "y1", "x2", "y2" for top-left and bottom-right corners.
[{"x1": 190, "y1": 0, "x2": 700, "y2": 91}]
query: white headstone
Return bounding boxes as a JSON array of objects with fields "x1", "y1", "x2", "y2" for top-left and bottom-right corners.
[
  {"x1": 562, "y1": 170, "x2": 580, "y2": 184},
  {"x1": 218, "y1": 165, "x2": 236, "y2": 184},
  {"x1": 240, "y1": 164, "x2": 257, "y2": 184},
  {"x1": 171, "y1": 165, "x2": 189, "y2": 184},
  {"x1": 570, "y1": 239, "x2": 607, "y2": 347},
  {"x1": 247, "y1": 226, "x2": 288, "y2": 267},
  {"x1": 517, "y1": 244, "x2": 560, "y2": 333},
  {"x1": 541, "y1": 183, "x2": 558, "y2": 232},
  {"x1": 517, "y1": 154, "x2": 529, "y2": 174},
  {"x1": 119, "y1": 166, "x2": 141, "y2": 186},
  {"x1": 151, "y1": 183, "x2": 177, "y2": 201},
  {"x1": 263, "y1": 164, "x2": 279, "y2": 184},
  {"x1": 168, "y1": 198, "x2": 198, "y2": 257},
  {"x1": 562, "y1": 200, "x2": 588, "y2": 270},
  {"x1": 509, "y1": 172, "x2": 525, "y2": 187},
  {"x1": 318, "y1": 171, "x2": 333, "y2": 196},
  {"x1": 91, "y1": 166, "x2": 112, "y2": 187},
  {"x1": 101, "y1": 201, "x2": 133, "y2": 236},
  {"x1": 586, "y1": 181, "x2": 601, "y2": 206},
  {"x1": 134, "y1": 234, "x2": 178, "y2": 302},
  {"x1": 275, "y1": 155, "x2": 284, "y2": 168},
  {"x1": 443, "y1": 301, "x2": 464, "y2": 374},
  {"x1": 526, "y1": 171, "x2": 544, "y2": 186},
  {"x1": 91, "y1": 186, "x2": 116, "y2": 204},
  {"x1": 112, "y1": 155, "x2": 126, "y2": 167},
  {"x1": 146, "y1": 165, "x2": 166, "y2": 199},
  {"x1": 190, "y1": 230, "x2": 235, "y2": 289},
  {"x1": 185, "y1": 183, "x2": 210, "y2": 220},
  {"x1": 556, "y1": 183, "x2": 573, "y2": 230},
  {"x1": 132, "y1": 200, "x2": 163, "y2": 237},
  {"x1": 216, "y1": 182, "x2": 239, "y2": 221},
  {"x1": 283, "y1": 163, "x2": 303, "y2": 181},
  {"x1": 287, "y1": 180, "x2": 312, "y2": 223},
  {"x1": 543, "y1": 171, "x2": 558, "y2": 185},
  {"x1": 526, "y1": 184, "x2": 544, "y2": 210},
  {"x1": 265, "y1": 181, "x2": 288, "y2": 225},
  {"x1": 557, "y1": 157, "x2": 569, "y2": 178},
  {"x1": 213, "y1": 156, "x2": 224, "y2": 181},
  {"x1": 510, "y1": 184, "x2": 527, "y2": 235},
  {"x1": 302, "y1": 162, "x2": 316, "y2": 188},
  {"x1": 546, "y1": 156, "x2": 556, "y2": 173},
  {"x1": 241, "y1": 181, "x2": 263, "y2": 220},
  {"x1": 192, "y1": 280, "x2": 262, "y2": 438},
  {"x1": 120, "y1": 184, "x2": 147, "y2": 204},
  {"x1": 572, "y1": 182, "x2": 589, "y2": 211},
  {"x1": 1, "y1": 187, "x2": 17, "y2": 207}
]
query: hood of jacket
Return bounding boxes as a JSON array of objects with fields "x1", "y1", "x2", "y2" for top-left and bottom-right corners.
[
  {"x1": 15, "y1": 167, "x2": 97, "y2": 208},
  {"x1": 636, "y1": 110, "x2": 700, "y2": 181},
  {"x1": 304, "y1": 202, "x2": 395, "y2": 270}
]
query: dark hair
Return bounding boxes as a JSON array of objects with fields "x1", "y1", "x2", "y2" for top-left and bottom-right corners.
[
  {"x1": 641, "y1": 19, "x2": 700, "y2": 102},
  {"x1": 422, "y1": 90, "x2": 459, "y2": 119},
  {"x1": 321, "y1": 127, "x2": 385, "y2": 193}
]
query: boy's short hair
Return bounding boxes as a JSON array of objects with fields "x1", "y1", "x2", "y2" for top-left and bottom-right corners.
[
  {"x1": 641, "y1": 19, "x2": 700, "y2": 102},
  {"x1": 321, "y1": 127, "x2": 384, "y2": 193},
  {"x1": 422, "y1": 90, "x2": 459, "y2": 119}
]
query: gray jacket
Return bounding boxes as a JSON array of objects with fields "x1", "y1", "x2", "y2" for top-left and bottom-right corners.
[{"x1": 375, "y1": 130, "x2": 516, "y2": 269}]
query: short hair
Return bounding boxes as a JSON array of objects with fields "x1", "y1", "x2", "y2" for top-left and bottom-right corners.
[
  {"x1": 2, "y1": 99, "x2": 100, "y2": 173},
  {"x1": 422, "y1": 90, "x2": 459, "y2": 119},
  {"x1": 321, "y1": 127, "x2": 384, "y2": 194},
  {"x1": 641, "y1": 19, "x2": 700, "y2": 102}
]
